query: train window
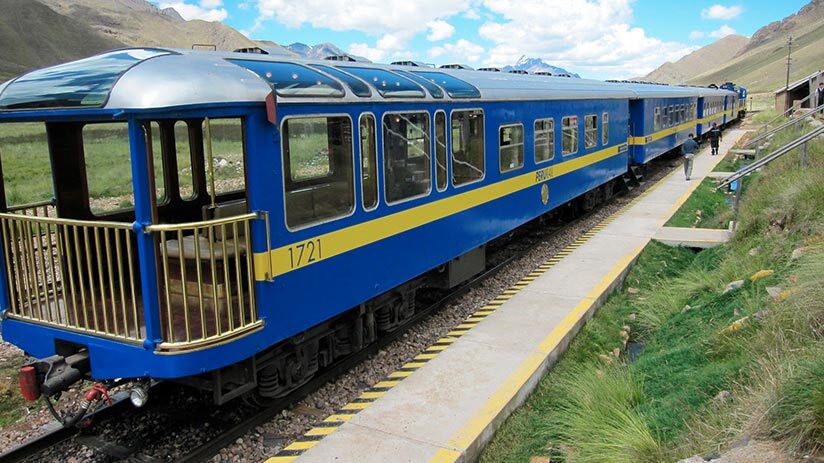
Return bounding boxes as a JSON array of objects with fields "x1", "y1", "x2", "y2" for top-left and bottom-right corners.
[
  {"x1": 451, "y1": 110, "x2": 485, "y2": 186},
  {"x1": 584, "y1": 115, "x2": 597, "y2": 149},
  {"x1": 0, "y1": 123, "x2": 54, "y2": 208},
  {"x1": 383, "y1": 112, "x2": 431, "y2": 203},
  {"x1": 668, "y1": 106, "x2": 674, "y2": 126},
  {"x1": 231, "y1": 60, "x2": 344, "y2": 98},
  {"x1": 499, "y1": 124, "x2": 524, "y2": 173},
  {"x1": 396, "y1": 71, "x2": 445, "y2": 98},
  {"x1": 602, "y1": 112, "x2": 609, "y2": 146},
  {"x1": 83, "y1": 123, "x2": 134, "y2": 215},
  {"x1": 413, "y1": 71, "x2": 482, "y2": 98},
  {"x1": 534, "y1": 118, "x2": 554, "y2": 163},
  {"x1": 561, "y1": 116, "x2": 578, "y2": 156},
  {"x1": 203, "y1": 119, "x2": 245, "y2": 196},
  {"x1": 339, "y1": 67, "x2": 425, "y2": 98},
  {"x1": 680, "y1": 105, "x2": 685, "y2": 123},
  {"x1": 147, "y1": 122, "x2": 167, "y2": 203},
  {"x1": 282, "y1": 116, "x2": 354, "y2": 229},
  {"x1": 310, "y1": 65, "x2": 372, "y2": 97},
  {"x1": 435, "y1": 111, "x2": 448, "y2": 191},
  {"x1": 654, "y1": 107, "x2": 661, "y2": 131},
  {"x1": 662, "y1": 107, "x2": 668, "y2": 128},
  {"x1": 175, "y1": 121, "x2": 196, "y2": 200},
  {"x1": 359, "y1": 114, "x2": 378, "y2": 210}
]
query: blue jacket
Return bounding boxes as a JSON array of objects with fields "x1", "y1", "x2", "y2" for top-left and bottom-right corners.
[{"x1": 682, "y1": 138, "x2": 698, "y2": 155}]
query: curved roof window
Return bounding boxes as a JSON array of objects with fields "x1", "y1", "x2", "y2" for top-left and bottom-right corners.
[
  {"x1": 310, "y1": 65, "x2": 371, "y2": 97},
  {"x1": 231, "y1": 60, "x2": 344, "y2": 97},
  {"x1": 336, "y1": 66, "x2": 425, "y2": 98},
  {"x1": 395, "y1": 71, "x2": 444, "y2": 98},
  {"x1": 0, "y1": 48, "x2": 170, "y2": 110},
  {"x1": 412, "y1": 71, "x2": 481, "y2": 99}
]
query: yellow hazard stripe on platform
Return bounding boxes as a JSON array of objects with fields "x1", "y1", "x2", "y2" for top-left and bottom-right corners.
[{"x1": 254, "y1": 143, "x2": 624, "y2": 280}]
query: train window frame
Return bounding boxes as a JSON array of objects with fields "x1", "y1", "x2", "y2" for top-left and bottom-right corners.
[
  {"x1": 583, "y1": 114, "x2": 597, "y2": 149},
  {"x1": 662, "y1": 107, "x2": 668, "y2": 128},
  {"x1": 654, "y1": 107, "x2": 661, "y2": 131},
  {"x1": 434, "y1": 110, "x2": 448, "y2": 192},
  {"x1": 359, "y1": 112, "x2": 379, "y2": 211},
  {"x1": 82, "y1": 122, "x2": 138, "y2": 216},
  {"x1": 668, "y1": 106, "x2": 674, "y2": 127},
  {"x1": 602, "y1": 112, "x2": 609, "y2": 146},
  {"x1": 382, "y1": 110, "x2": 432, "y2": 205},
  {"x1": 147, "y1": 122, "x2": 168, "y2": 205},
  {"x1": 534, "y1": 118, "x2": 554, "y2": 164},
  {"x1": 561, "y1": 115, "x2": 578, "y2": 156},
  {"x1": 280, "y1": 113, "x2": 356, "y2": 231},
  {"x1": 450, "y1": 108, "x2": 486, "y2": 188},
  {"x1": 498, "y1": 123, "x2": 524, "y2": 174},
  {"x1": 202, "y1": 118, "x2": 247, "y2": 198}
]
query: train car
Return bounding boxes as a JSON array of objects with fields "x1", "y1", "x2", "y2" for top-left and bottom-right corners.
[
  {"x1": 0, "y1": 48, "x2": 643, "y2": 409},
  {"x1": 614, "y1": 82, "x2": 736, "y2": 164},
  {"x1": 697, "y1": 89, "x2": 732, "y2": 136},
  {"x1": 621, "y1": 83, "x2": 700, "y2": 165},
  {"x1": 721, "y1": 82, "x2": 748, "y2": 119}
]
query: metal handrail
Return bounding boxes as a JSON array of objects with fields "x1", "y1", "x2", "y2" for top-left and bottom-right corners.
[
  {"x1": 145, "y1": 212, "x2": 258, "y2": 232},
  {"x1": 718, "y1": 124, "x2": 824, "y2": 189},
  {"x1": 759, "y1": 94, "x2": 811, "y2": 132},
  {"x1": 0, "y1": 213, "x2": 143, "y2": 341},
  {"x1": 152, "y1": 212, "x2": 260, "y2": 349},
  {"x1": 7, "y1": 198, "x2": 55, "y2": 212},
  {"x1": 744, "y1": 101, "x2": 824, "y2": 148}
]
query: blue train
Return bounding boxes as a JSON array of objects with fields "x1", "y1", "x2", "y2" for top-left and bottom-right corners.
[{"x1": 0, "y1": 48, "x2": 742, "y2": 409}]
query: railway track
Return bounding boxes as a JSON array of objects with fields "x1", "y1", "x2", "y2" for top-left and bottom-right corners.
[{"x1": 0, "y1": 154, "x2": 678, "y2": 463}]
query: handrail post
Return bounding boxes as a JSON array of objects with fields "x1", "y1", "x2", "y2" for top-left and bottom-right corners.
[
  {"x1": 800, "y1": 141, "x2": 809, "y2": 168},
  {"x1": 128, "y1": 119, "x2": 163, "y2": 350}
]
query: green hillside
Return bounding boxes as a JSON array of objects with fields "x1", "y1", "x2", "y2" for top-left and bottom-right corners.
[
  {"x1": 688, "y1": 20, "x2": 824, "y2": 93},
  {"x1": 0, "y1": 0, "x2": 123, "y2": 82},
  {"x1": 685, "y1": 0, "x2": 824, "y2": 93}
]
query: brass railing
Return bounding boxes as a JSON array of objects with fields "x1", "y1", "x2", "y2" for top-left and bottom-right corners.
[
  {"x1": 0, "y1": 213, "x2": 143, "y2": 342},
  {"x1": 7, "y1": 199, "x2": 56, "y2": 218},
  {"x1": 149, "y1": 213, "x2": 262, "y2": 351}
]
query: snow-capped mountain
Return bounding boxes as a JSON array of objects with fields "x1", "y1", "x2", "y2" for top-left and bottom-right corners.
[{"x1": 502, "y1": 56, "x2": 579, "y2": 77}]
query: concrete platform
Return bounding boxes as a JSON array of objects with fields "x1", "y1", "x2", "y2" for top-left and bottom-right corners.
[
  {"x1": 653, "y1": 226, "x2": 732, "y2": 248},
  {"x1": 264, "y1": 130, "x2": 745, "y2": 463}
]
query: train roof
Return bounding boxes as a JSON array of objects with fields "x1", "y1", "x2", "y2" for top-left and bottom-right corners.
[{"x1": 0, "y1": 48, "x2": 736, "y2": 112}]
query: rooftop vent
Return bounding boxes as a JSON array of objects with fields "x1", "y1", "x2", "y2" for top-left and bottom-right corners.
[
  {"x1": 324, "y1": 55, "x2": 357, "y2": 62},
  {"x1": 439, "y1": 64, "x2": 474, "y2": 70},
  {"x1": 478, "y1": 67, "x2": 501, "y2": 72},
  {"x1": 534, "y1": 71, "x2": 554, "y2": 76},
  {"x1": 391, "y1": 60, "x2": 433, "y2": 67},
  {"x1": 508, "y1": 69, "x2": 529, "y2": 75}
]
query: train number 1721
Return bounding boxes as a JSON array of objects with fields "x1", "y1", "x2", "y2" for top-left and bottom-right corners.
[{"x1": 288, "y1": 238, "x2": 323, "y2": 269}]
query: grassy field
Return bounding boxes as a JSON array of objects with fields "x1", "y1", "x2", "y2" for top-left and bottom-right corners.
[
  {"x1": 666, "y1": 177, "x2": 734, "y2": 229},
  {"x1": 0, "y1": 120, "x2": 246, "y2": 212},
  {"x1": 481, "y1": 121, "x2": 824, "y2": 462}
]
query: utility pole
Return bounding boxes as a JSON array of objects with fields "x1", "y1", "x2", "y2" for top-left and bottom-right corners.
[{"x1": 785, "y1": 35, "x2": 793, "y2": 91}]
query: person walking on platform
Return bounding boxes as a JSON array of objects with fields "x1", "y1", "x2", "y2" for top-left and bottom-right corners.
[
  {"x1": 682, "y1": 133, "x2": 698, "y2": 181},
  {"x1": 708, "y1": 122, "x2": 722, "y2": 156}
]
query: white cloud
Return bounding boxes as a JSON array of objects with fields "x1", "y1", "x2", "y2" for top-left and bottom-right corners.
[
  {"x1": 427, "y1": 20, "x2": 455, "y2": 41},
  {"x1": 701, "y1": 4, "x2": 743, "y2": 20},
  {"x1": 349, "y1": 32, "x2": 414, "y2": 62},
  {"x1": 237, "y1": 2, "x2": 250, "y2": 9},
  {"x1": 199, "y1": 0, "x2": 222, "y2": 8},
  {"x1": 428, "y1": 39, "x2": 485, "y2": 63},
  {"x1": 158, "y1": 1, "x2": 227, "y2": 21},
  {"x1": 689, "y1": 30, "x2": 705, "y2": 40},
  {"x1": 477, "y1": 0, "x2": 695, "y2": 78},
  {"x1": 709, "y1": 24, "x2": 737, "y2": 38},
  {"x1": 256, "y1": 0, "x2": 472, "y2": 35}
]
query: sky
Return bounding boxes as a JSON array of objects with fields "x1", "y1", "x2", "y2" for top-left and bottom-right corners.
[{"x1": 154, "y1": 0, "x2": 809, "y2": 80}]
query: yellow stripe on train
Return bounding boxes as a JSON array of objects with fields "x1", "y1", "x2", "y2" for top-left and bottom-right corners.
[{"x1": 253, "y1": 144, "x2": 623, "y2": 280}]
